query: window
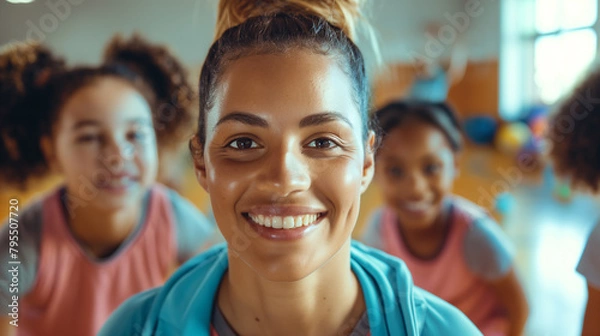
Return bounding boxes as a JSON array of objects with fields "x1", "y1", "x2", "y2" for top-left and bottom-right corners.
[{"x1": 533, "y1": 0, "x2": 597, "y2": 104}]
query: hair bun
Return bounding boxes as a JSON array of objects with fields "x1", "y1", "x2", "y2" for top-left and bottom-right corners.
[{"x1": 216, "y1": 0, "x2": 366, "y2": 41}]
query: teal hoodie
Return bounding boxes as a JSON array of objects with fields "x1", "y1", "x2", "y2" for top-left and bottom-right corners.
[{"x1": 100, "y1": 241, "x2": 482, "y2": 335}]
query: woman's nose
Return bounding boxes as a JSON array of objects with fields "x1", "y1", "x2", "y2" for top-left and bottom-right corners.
[{"x1": 256, "y1": 144, "x2": 311, "y2": 198}]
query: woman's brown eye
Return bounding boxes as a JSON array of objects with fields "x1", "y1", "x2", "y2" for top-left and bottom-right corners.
[
  {"x1": 308, "y1": 138, "x2": 336, "y2": 149},
  {"x1": 228, "y1": 137, "x2": 257, "y2": 149}
]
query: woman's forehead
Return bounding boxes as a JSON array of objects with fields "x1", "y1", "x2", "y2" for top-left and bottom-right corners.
[{"x1": 208, "y1": 52, "x2": 361, "y2": 128}]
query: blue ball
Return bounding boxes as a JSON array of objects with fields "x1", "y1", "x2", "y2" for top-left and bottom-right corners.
[{"x1": 463, "y1": 116, "x2": 498, "y2": 145}]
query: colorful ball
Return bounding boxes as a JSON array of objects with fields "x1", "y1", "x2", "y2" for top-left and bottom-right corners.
[
  {"x1": 463, "y1": 116, "x2": 498, "y2": 145},
  {"x1": 529, "y1": 116, "x2": 548, "y2": 139},
  {"x1": 495, "y1": 122, "x2": 532, "y2": 155}
]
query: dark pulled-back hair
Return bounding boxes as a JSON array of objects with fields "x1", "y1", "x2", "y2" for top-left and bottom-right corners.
[
  {"x1": 548, "y1": 66, "x2": 600, "y2": 192},
  {"x1": 372, "y1": 100, "x2": 463, "y2": 152},
  {"x1": 192, "y1": 0, "x2": 372, "y2": 151}
]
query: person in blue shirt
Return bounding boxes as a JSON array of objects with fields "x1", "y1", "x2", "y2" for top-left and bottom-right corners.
[
  {"x1": 100, "y1": 1, "x2": 483, "y2": 335},
  {"x1": 409, "y1": 23, "x2": 467, "y2": 103}
]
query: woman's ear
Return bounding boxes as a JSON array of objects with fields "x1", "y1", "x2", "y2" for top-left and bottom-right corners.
[
  {"x1": 190, "y1": 136, "x2": 209, "y2": 192},
  {"x1": 40, "y1": 136, "x2": 60, "y2": 173},
  {"x1": 360, "y1": 131, "x2": 376, "y2": 194}
]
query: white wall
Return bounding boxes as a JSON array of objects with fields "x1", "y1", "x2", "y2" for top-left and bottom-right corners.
[
  {"x1": 0, "y1": 0, "x2": 501, "y2": 69},
  {"x1": 0, "y1": 0, "x2": 218, "y2": 66}
]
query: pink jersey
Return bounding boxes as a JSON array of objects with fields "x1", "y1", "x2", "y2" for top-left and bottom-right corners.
[
  {"x1": 363, "y1": 197, "x2": 513, "y2": 335},
  {"x1": 18, "y1": 185, "x2": 177, "y2": 336}
]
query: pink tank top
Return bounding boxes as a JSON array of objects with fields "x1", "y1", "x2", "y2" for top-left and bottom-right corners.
[
  {"x1": 380, "y1": 200, "x2": 509, "y2": 335},
  {"x1": 18, "y1": 186, "x2": 176, "y2": 336}
]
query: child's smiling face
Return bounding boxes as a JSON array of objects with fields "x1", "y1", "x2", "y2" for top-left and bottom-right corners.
[
  {"x1": 194, "y1": 51, "x2": 374, "y2": 282},
  {"x1": 46, "y1": 77, "x2": 158, "y2": 211},
  {"x1": 375, "y1": 119, "x2": 458, "y2": 231}
]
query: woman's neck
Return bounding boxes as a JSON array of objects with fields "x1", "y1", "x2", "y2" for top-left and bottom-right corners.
[
  {"x1": 219, "y1": 241, "x2": 366, "y2": 336},
  {"x1": 64, "y1": 191, "x2": 144, "y2": 259}
]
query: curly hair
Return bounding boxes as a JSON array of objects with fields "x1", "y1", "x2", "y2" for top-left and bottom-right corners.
[
  {"x1": 103, "y1": 34, "x2": 196, "y2": 148},
  {"x1": 0, "y1": 41, "x2": 66, "y2": 189},
  {"x1": 548, "y1": 66, "x2": 600, "y2": 192}
]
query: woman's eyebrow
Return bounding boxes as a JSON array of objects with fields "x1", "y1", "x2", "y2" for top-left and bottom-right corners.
[
  {"x1": 216, "y1": 112, "x2": 269, "y2": 128},
  {"x1": 214, "y1": 111, "x2": 352, "y2": 129},
  {"x1": 299, "y1": 112, "x2": 352, "y2": 128}
]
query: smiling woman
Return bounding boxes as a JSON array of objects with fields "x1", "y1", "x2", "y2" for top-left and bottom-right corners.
[{"x1": 99, "y1": 1, "x2": 482, "y2": 335}]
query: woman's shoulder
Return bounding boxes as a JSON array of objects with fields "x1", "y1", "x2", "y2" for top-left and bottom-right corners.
[
  {"x1": 99, "y1": 244, "x2": 229, "y2": 336},
  {"x1": 414, "y1": 287, "x2": 483, "y2": 335}
]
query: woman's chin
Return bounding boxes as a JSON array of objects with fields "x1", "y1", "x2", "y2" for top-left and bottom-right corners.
[{"x1": 241, "y1": 254, "x2": 323, "y2": 283}]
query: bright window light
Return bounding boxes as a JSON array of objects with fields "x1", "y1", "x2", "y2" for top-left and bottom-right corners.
[
  {"x1": 536, "y1": 0, "x2": 597, "y2": 33},
  {"x1": 534, "y1": 29, "x2": 597, "y2": 104},
  {"x1": 533, "y1": 0, "x2": 597, "y2": 104}
]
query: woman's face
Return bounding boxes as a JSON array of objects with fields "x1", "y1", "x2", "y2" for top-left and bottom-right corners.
[{"x1": 195, "y1": 51, "x2": 374, "y2": 282}]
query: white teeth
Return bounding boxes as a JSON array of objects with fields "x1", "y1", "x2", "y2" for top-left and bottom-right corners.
[
  {"x1": 294, "y1": 216, "x2": 303, "y2": 228},
  {"x1": 283, "y1": 217, "x2": 295, "y2": 229},
  {"x1": 302, "y1": 215, "x2": 310, "y2": 226},
  {"x1": 272, "y1": 216, "x2": 283, "y2": 229},
  {"x1": 249, "y1": 214, "x2": 320, "y2": 229}
]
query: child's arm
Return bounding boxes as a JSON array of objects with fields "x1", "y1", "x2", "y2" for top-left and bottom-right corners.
[
  {"x1": 425, "y1": 21, "x2": 467, "y2": 87},
  {"x1": 0, "y1": 318, "x2": 16, "y2": 336},
  {"x1": 581, "y1": 283, "x2": 600, "y2": 335},
  {"x1": 445, "y1": 40, "x2": 468, "y2": 87},
  {"x1": 464, "y1": 214, "x2": 529, "y2": 336},
  {"x1": 489, "y1": 268, "x2": 529, "y2": 336}
]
